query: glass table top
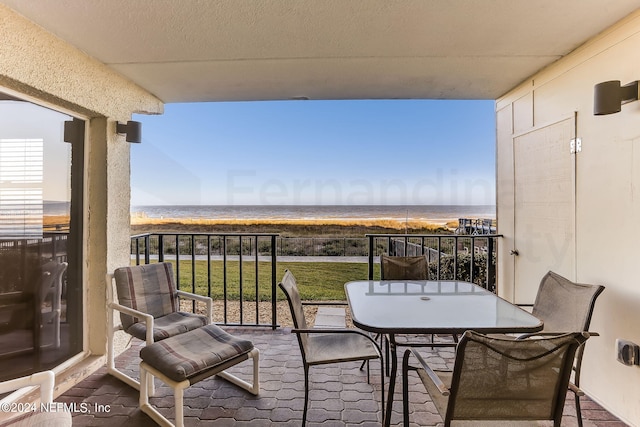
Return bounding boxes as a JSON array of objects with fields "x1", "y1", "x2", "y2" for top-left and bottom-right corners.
[{"x1": 345, "y1": 280, "x2": 543, "y2": 334}]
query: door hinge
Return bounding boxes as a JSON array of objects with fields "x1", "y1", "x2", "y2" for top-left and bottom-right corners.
[{"x1": 570, "y1": 138, "x2": 582, "y2": 154}]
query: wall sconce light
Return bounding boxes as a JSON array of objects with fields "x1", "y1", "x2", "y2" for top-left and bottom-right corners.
[
  {"x1": 63, "y1": 118, "x2": 85, "y2": 144},
  {"x1": 594, "y1": 80, "x2": 639, "y2": 115},
  {"x1": 116, "y1": 120, "x2": 142, "y2": 143}
]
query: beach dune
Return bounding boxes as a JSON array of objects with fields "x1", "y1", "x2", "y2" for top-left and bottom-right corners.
[{"x1": 130, "y1": 216, "x2": 455, "y2": 237}]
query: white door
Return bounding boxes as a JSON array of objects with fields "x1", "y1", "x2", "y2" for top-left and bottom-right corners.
[{"x1": 513, "y1": 116, "x2": 576, "y2": 304}]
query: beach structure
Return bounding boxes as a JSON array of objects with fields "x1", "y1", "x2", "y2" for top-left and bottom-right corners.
[
  {"x1": 1, "y1": 2, "x2": 640, "y2": 426},
  {"x1": 454, "y1": 218, "x2": 496, "y2": 235}
]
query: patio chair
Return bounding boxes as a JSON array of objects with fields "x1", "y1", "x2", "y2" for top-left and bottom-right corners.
[
  {"x1": 380, "y1": 254, "x2": 456, "y2": 358},
  {"x1": 512, "y1": 271, "x2": 605, "y2": 427},
  {"x1": 0, "y1": 261, "x2": 67, "y2": 361},
  {"x1": 106, "y1": 262, "x2": 213, "y2": 394},
  {"x1": 402, "y1": 330, "x2": 590, "y2": 427},
  {"x1": 278, "y1": 270, "x2": 383, "y2": 426},
  {"x1": 0, "y1": 370, "x2": 72, "y2": 426},
  {"x1": 380, "y1": 254, "x2": 428, "y2": 281},
  {"x1": 39, "y1": 261, "x2": 67, "y2": 349},
  {"x1": 373, "y1": 255, "x2": 432, "y2": 372}
]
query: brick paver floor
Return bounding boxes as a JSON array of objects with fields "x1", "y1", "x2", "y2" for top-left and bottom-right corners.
[{"x1": 61, "y1": 327, "x2": 629, "y2": 426}]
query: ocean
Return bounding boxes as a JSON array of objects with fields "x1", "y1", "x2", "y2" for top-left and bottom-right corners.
[{"x1": 131, "y1": 205, "x2": 495, "y2": 223}]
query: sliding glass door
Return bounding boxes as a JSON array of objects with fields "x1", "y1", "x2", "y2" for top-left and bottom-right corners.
[{"x1": 0, "y1": 93, "x2": 84, "y2": 381}]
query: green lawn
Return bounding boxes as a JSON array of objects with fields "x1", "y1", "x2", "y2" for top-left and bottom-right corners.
[{"x1": 169, "y1": 260, "x2": 379, "y2": 301}]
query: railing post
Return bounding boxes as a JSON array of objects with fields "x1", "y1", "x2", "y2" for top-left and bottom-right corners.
[
  {"x1": 367, "y1": 235, "x2": 374, "y2": 280},
  {"x1": 238, "y1": 235, "x2": 243, "y2": 325},
  {"x1": 135, "y1": 237, "x2": 141, "y2": 265},
  {"x1": 158, "y1": 234, "x2": 164, "y2": 262},
  {"x1": 271, "y1": 234, "x2": 277, "y2": 329},
  {"x1": 453, "y1": 237, "x2": 458, "y2": 281},
  {"x1": 144, "y1": 234, "x2": 150, "y2": 265},
  {"x1": 191, "y1": 235, "x2": 196, "y2": 311},
  {"x1": 437, "y1": 237, "x2": 442, "y2": 280},
  {"x1": 254, "y1": 236, "x2": 259, "y2": 325},
  {"x1": 470, "y1": 236, "x2": 475, "y2": 284},
  {"x1": 487, "y1": 236, "x2": 496, "y2": 292},
  {"x1": 207, "y1": 235, "x2": 212, "y2": 298},
  {"x1": 223, "y1": 236, "x2": 228, "y2": 324},
  {"x1": 175, "y1": 235, "x2": 180, "y2": 290}
]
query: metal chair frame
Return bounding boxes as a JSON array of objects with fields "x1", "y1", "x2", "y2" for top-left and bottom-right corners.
[
  {"x1": 403, "y1": 331, "x2": 590, "y2": 427},
  {"x1": 279, "y1": 270, "x2": 383, "y2": 426},
  {"x1": 515, "y1": 271, "x2": 605, "y2": 427}
]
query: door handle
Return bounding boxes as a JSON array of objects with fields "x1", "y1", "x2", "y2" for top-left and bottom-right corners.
[{"x1": 510, "y1": 249, "x2": 519, "y2": 256}]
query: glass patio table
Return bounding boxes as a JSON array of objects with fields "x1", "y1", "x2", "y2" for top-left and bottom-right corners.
[{"x1": 345, "y1": 280, "x2": 543, "y2": 427}]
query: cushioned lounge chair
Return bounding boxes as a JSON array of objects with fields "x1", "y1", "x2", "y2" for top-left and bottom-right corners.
[
  {"x1": 106, "y1": 262, "x2": 213, "y2": 394},
  {"x1": 0, "y1": 370, "x2": 72, "y2": 426}
]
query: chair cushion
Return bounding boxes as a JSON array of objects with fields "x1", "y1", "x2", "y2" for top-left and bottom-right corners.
[
  {"x1": 140, "y1": 324, "x2": 254, "y2": 382},
  {"x1": 126, "y1": 311, "x2": 208, "y2": 341},
  {"x1": 114, "y1": 263, "x2": 178, "y2": 331}
]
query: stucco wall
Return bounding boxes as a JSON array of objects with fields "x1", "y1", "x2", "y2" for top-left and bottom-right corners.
[
  {"x1": 497, "y1": 11, "x2": 640, "y2": 425},
  {"x1": 0, "y1": 5, "x2": 163, "y2": 360}
]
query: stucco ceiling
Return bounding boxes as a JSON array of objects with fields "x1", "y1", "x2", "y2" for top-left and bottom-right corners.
[{"x1": 2, "y1": 0, "x2": 640, "y2": 103}]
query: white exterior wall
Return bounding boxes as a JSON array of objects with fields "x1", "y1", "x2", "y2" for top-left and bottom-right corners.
[
  {"x1": 497, "y1": 11, "x2": 640, "y2": 425},
  {"x1": 0, "y1": 3, "x2": 163, "y2": 372}
]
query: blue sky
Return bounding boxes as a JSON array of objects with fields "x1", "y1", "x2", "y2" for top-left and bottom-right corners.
[{"x1": 132, "y1": 100, "x2": 495, "y2": 206}]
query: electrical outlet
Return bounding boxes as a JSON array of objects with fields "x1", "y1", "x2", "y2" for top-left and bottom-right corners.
[{"x1": 616, "y1": 339, "x2": 640, "y2": 366}]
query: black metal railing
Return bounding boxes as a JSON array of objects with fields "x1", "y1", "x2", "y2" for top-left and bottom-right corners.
[
  {"x1": 0, "y1": 233, "x2": 68, "y2": 264},
  {"x1": 366, "y1": 234, "x2": 502, "y2": 292},
  {"x1": 277, "y1": 236, "x2": 368, "y2": 256},
  {"x1": 130, "y1": 232, "x2": 502, "y2": 328},
  {"x1": 131, "y1": 233, "x2": 279, "y2": 329}
]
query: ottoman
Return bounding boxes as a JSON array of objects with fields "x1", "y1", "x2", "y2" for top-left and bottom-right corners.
[{"x1": 139, "y1": 324, "x2": 259, "y2": 427}]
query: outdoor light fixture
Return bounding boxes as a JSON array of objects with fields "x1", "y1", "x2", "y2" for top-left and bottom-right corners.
[
  {"x1": 594, "y1": 80, "x2": 639, "y2": 115},
  {"x1": 116, "y1": 120, "x2": 142, "y2": 143},
  {"x1": 63, "y1": 118, "x2": 85, "y2": 144}
]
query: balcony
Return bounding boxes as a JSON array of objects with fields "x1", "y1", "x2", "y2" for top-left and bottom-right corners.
[
  {"x1": 0, "y1": 233, "x2": 626, "y2": 425},
  {"x1": 60, "y1": 326, "x2": 621, "y2": 426},
  {"x1": 89, "y1": 231, "x2": 624, "y2": 426}
]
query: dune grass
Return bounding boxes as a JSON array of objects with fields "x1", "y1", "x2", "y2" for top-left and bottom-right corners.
[
  {"x1": 131, "y1": 216, "x2": 452, "y2": 237},
  {"x1": 170, "y1": 260, "x2": 377, "y2": 301}
]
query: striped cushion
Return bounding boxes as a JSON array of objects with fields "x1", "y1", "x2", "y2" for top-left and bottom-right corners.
[
  {"x1": 140, "y1": 324, "x2": 254, "y2": 382},
  {"x1": 114, "y1": 263, "x2": 178, "y2": 331},
  {"x1": 126, "y1": 311, "x2": 208, "y2": 341}
]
